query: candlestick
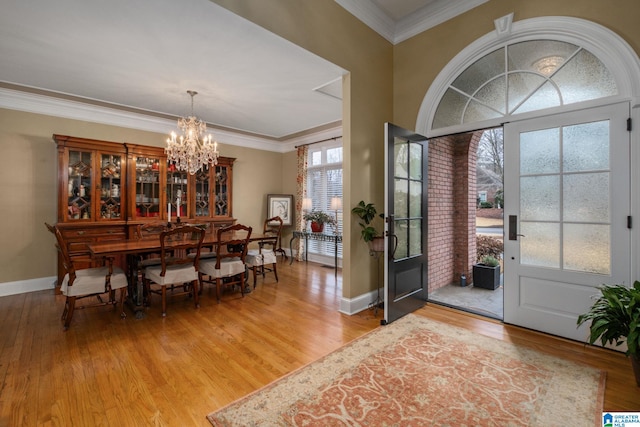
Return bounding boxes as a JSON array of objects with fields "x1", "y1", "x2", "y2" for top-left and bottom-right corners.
[{"x1": 168, "y1": 203, "x2": 171, "y2": 221}]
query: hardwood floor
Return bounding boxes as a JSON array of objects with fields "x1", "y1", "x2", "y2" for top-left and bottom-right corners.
[{"x1": 0, "y1": 261, "x2": 638, "y2": 426}]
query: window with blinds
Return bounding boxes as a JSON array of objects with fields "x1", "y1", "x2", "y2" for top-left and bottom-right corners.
[{"x1": 307, "y1": 140, "x2": 343, "y2": 258}]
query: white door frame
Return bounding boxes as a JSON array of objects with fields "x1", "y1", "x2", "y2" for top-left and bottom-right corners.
[{"x1": 414, "y1": 16, "x2": 640, "y2": 337}]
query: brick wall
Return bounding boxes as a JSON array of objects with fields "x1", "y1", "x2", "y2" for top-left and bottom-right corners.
[
  {"x1": 427, "y1": 131, "x2": 482, "y2": 292},
  {"x1": 427, "y1": 136, "x2": 455, "y2": 292}
]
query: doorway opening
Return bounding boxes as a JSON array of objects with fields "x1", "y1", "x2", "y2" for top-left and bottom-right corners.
[{"x1": 427, "y1": 127, "x2": 504, "y2": 320}]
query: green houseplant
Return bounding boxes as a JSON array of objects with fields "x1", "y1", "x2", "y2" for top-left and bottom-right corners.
[
  {"x1": 577, "y1": 281, "x2": 640, "y2": 386},
  {"x1": 303, "y1": 209, "x2": 335, "y2": 233},
  {"x1": 351, "y1": 201, "x2": 384, "y2": 252}
]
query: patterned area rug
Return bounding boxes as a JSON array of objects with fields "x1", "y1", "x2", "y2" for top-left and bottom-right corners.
[{"x1": 207, "y1": 314, "x2": 605, "y2": 426}]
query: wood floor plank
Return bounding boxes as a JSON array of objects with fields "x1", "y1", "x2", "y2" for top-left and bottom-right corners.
[{"x1": 0, "y1": 260, "x2": 638, "y2": 427}]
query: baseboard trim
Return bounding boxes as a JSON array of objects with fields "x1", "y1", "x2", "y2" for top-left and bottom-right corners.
[
  {"x1": 0, "y1": 277, "x2": 56, "y2": 297},
  {"x1": 339, "y1": 289, "x2": 380, "y2": 315}
]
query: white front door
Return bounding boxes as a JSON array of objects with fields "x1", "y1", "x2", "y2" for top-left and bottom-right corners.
[{"x1": 503, "y1": 103, "x2": 631, "y2": 341}]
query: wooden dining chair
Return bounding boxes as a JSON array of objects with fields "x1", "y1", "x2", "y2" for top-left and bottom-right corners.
[
  {"x1": 142, "y1": 225, "x2": 205, "y2": 317},
  {"x1": 135, "y1": 222, "x2": 169, "y2": 267},
  {"x1": 262, "y1": 215, "x2": 287, "y2": 261},
  {"x1": 245, "y1": 216, "x2": 282, "y2": 287},
  {"x1": 45, "y1": 222, "x2": 128, "y2": 330},
  {"x1": 198, "y1": 224, "x2": 252, "y2": 303}
]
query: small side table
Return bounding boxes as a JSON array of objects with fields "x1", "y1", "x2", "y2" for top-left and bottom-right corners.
[{"x1": 289, "y1": 230, "x2": 342, "y2": 276}]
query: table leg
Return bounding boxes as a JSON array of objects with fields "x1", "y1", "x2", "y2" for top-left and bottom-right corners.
[
  {"x1": 126, "y1": 254, "x2": 145, "y2": 319},
  {"x1": 289, "y1": 236, "x2": 296, "y2": 265},
  {"x1": 334, "y1": 238, "x2": 338, "y2": 277}
]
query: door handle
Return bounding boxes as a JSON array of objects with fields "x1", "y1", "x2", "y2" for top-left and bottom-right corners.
[
  {"x1": 508, "y1": 215, "x2": 522, "y2": 240},
  {"x1": 386, "y1": 214, "x2": 398, "y2": 258}
]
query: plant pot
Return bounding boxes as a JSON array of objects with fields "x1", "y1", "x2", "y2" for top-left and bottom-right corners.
[
  {"x1": 368, "y1": 236, "x2": 385, "y2": 252},
  {"x1": 472, "y1": 263, "x2": 501, "y2": 290},
  {"x1": 631, "y1": 354, "x2": 640, "y2": 387},
  {"x1": 310, "y1": 221, "x2": 324, "y2": 233}
]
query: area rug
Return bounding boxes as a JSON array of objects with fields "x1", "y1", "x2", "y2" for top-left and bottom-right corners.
[{"x1": 207, "y1": 314, "x2": 605, "y2": 426}]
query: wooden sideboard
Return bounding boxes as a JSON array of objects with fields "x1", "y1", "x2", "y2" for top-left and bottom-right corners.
[{"x1": 52, "y1": 134, "x2": 236, "y2": 288}]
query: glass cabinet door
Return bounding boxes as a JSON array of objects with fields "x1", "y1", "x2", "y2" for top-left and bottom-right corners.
[
  {"x1": 214, "y1": 164, "x2": 230, "y2": 217},
  {"x1": 99, "y1": 152, "x2": 123, "y2": 220},
  {"x1": 195, "y1": 168, "x2": 210, "y2": 217},
  {"x1": 134, "y1": 156, "x2": 162, "y2": 219},
  {"x1": 67, "y1": 149, "x2": 93, "y2": 220},
  {"x1": 167, "y1": 165, "x2": 188, "y2": 220}
]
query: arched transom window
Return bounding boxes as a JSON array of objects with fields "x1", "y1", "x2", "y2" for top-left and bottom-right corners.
[{"x1": 432, "y1": 40, "x2": 617, "y2": 130}]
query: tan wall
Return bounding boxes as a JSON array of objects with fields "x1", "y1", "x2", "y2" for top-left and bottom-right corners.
[
  {"x1": 212, "y1": 0, "x2": 394, "y2": 300},
  {"x1": 0, "y1": 108, "x2": 282, "y2": 285}
]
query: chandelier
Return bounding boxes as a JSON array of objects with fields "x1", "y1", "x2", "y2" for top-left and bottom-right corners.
[{"x1": 166, "y1": 90, "x2": 220, "y2": 175}]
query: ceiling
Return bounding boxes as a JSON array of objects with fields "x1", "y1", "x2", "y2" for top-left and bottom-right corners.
[{"x1": 0, "y1": 0, "x2": 482, "y2": 146}]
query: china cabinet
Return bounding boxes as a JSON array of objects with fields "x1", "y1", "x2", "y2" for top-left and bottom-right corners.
[
  {"x1": 55, "y1": 135, "x2": 127, "y2": 223},
  {"x1": 126, "y1": 144, "x2": 166, "y2": 222},
  {"x1": 52, "y1": 135, "x2": 236, "y2": 289},
  {"x1": 125, "y1": 142, "x2": 235, "y2": 224}
]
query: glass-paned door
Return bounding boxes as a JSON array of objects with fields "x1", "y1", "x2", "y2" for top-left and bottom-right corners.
[
  {"x1": 67, "y1": 149, "x2": 92, "y2": 220},
  {"x1": 194, "y1": 168, "x2": 210, "y2": 217},
  {"x1": 98, "y1": 152, "x2": 123, "y2": 220},
  {"x1": 503, "y1": 103, "x2": 630, "y2": 341},
  {"x1": 214, "y1": 164, "x2": 230, "y2": 217},
  {"x1": 384, "y1": 123, "x2": 429, "y2": 324},
  {"x1": 167, "y1": 165, "x2": 188, "y2": 220},
  {"x1": 134, "y1": 156, "x2": 162, "y2": 219}
]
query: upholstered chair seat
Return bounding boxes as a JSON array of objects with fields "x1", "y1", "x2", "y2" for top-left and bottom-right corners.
[
  {"x1": 245, "y1": 249, "x2": 278, "y2": 287},
  {"x1": 143, "y1": 263, "x2": 197, "y2": 287},
  {"x1": 60, "y1": 266, "x2": 128, "y2": 297}
]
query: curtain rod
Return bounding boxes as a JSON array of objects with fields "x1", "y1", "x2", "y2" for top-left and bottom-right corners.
[{"x1": 294, "y1": 136, "x2": 342, "y2": 149}]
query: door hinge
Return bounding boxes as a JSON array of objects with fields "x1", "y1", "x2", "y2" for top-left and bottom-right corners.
[
  {"x1": 627, "y1": 118, "x2": 632, "y2": 132},
  {"x1": 628, "y1": 216, "x2": 632, "y2": 229}
]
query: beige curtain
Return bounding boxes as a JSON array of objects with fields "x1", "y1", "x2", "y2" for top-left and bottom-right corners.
[{"x1": 295, "y1": 146, "x2": 308, "y2": 261}]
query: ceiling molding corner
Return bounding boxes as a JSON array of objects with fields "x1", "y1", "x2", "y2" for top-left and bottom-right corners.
[
  {"x1": 334, "y1": 0, "x2": 396, "y2": 43},
  {"x1": 394, "y1": 0, "x2": 490, "y2": 44}
]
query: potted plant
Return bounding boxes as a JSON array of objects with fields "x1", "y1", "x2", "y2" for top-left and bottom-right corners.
[
  {"x1": 351, "y1": 201, "x2": 385, "y2": 252},
  {"x1": 472, "y1": 255, "x2": 501, "y2": 290},
  {"x1": 577, "y1": 281, "x2": 640, "y2": 386},
  {"x1": 303, "y1": 209, "x2": 335, "y2": 233}
]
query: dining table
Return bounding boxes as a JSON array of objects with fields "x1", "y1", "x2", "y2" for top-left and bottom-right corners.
[{"x1": 88, "y1": 228, "x2": 273, "y2": 318}]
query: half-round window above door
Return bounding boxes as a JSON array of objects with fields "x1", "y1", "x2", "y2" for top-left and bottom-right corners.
[{"x1": 432, "y1": 39, "x2": 617, "y2": 130}]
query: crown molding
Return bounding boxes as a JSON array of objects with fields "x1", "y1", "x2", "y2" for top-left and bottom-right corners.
[
  {"x1": 394, "y1": 0, "x2": 489, "y2": 44},
  {"x1": 282, "y1": 127, "x2": 343, "y2": 153},
  {"x1": 334, "y1": 0, "x2": 396, "y2": 43},
  {"x1": 0, "y1": 87, "x2": 334, "y2": 153},
  {"x1": 335, "y1": 0, "x2": 488, "y2": 45}
]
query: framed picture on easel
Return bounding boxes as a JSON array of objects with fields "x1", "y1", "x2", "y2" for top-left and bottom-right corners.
[{"x1": 267, "y1": 194, "x2": 293, "y2": 226}]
